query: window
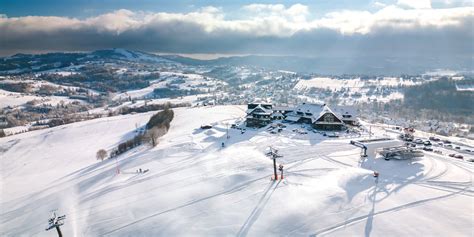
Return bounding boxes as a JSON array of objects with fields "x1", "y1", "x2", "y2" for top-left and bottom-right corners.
[{"x1": 324, "y1": 114, "x2": 334, "y2": 122}]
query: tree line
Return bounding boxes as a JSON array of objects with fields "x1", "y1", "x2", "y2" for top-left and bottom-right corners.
[{"x1": 96, "y1": 107, "x2": 175, "y2": 161}]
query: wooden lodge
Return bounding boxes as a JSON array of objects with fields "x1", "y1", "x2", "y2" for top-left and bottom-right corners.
[
  {"x1": 245, "y1": 103, "x2": 273, "y2": 128},
  {"x1": 245, "y1": 102, "x2": 357, "y2": 130}
]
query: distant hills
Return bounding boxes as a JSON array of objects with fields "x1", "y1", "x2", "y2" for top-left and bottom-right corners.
[
  {"x1": 165, "y1": 54, "x2": 473, "y2": 75},
  {"x1": 1, "y1": 48, "x2": 472, "y2": 76}
]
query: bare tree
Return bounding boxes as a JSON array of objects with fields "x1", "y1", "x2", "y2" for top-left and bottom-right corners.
[
  {"x1": 146, "y1": 125, "x2": 167, "y2": 147},
  {"x1": 96, "y1": 149, "x2": 108, "y2": 161}
]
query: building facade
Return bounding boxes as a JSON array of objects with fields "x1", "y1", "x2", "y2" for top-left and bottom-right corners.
[
  {"x1": 245, "y1": 103, "x2": 273, "y2": 128},
  {"x1": 245, "y1": 102, "x2": 357, "y2": 130}
]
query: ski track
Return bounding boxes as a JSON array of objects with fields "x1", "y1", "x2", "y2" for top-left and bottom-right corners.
[
  {"x1": 100, "y1": 175, "x2": 270, "y2": 236},
  {"x1": 311, "y1": 186, "x2": 469, "y2": 236}
]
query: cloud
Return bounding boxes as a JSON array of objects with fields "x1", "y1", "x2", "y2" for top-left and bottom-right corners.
[
  {"x1": 0, "y1": 4, "x2": 472, "y2": 59},
  {"x1": 242, "y1": 3, "x2": 309, "y2": 22},
  {"x1": 373, "y1": 1, "x2": 388, "y2": 8},
  {"x1": 397, "y1": 0, "x2": 432, "y2": 9}
]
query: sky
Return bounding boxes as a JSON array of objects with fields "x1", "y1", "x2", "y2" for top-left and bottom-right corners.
[{"x1": 0, "y1": 0, "x2": 472, "y2": 59}]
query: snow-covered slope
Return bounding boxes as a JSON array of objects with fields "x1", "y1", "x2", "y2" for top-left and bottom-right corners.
[{"x1": 1, "y1": 106, "x2": 473, "y2": 236}]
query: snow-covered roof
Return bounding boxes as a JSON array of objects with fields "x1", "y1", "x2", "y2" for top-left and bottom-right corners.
[
  {"x1": 273, "y1": 106, "x2": 293, "y2": 111},
  {"x1": 288, "y1": 103, "x2": 344, "y2": 124},
  {"x1": 246, "y1": 104, "x2": 272, "y2": 115},
  {"x1": 294, "y1": 103, "x2": 324, "y2": 116},
  {"x1": 285, "y1": 115, "x2": 300, "y2": 122},
  {"x1": 332, "y1": 105, "x2": 358, "y2": 121}
]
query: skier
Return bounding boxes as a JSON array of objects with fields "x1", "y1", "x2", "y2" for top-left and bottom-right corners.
[{"x1": 221, "y1": 142, "x2": 225, "y2": 148}]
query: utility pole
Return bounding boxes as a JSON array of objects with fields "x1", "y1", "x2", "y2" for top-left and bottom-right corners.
[
  {"x1": 369, "y1": 125, "x2": 372, "y2": 139},
  {"x1": 279, "y1": 164, "x2": 284, "y2": 179},
  {"x1": 46, "y1": 210, "x2": 66, "y2": 237},
  {"x1": 273, "y1": 157, "x2": 277, "y2": 180},
  {"x1": 266, "y1": 146, "x2": 283, "y2": 181}
]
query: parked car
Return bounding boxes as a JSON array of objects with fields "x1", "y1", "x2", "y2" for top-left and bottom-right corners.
[
  {"x1": 200, "y1": 125, "x2": 213, "y2": 129},
  {"x1": 429, "y1": 136, "x2": 441, "y2": 142},
  {"x1": 327, "y1": 132, "x2": 339, "y2": 138},
  {"x1": 448, "y1": 153, "x2": 456, "y2": 157},
  {"x1": 424, "y1": 141, "x2": 432, "y2": 146},
  {"x1": 446, "y1": 144, "x2": 453, "y2": 148},
  {"x1": 423, "y1": 147, "x2": 433, "y2": 151},
  {"x1": 443, "y1": 140, "x2": 452, "y2": 144},
  {"x1": 454, "y1": 154, "x2": 464, "y2": 159},
  {"x1": 455, "y1": 146, "x2": 461, "y2": 150},
  {"x1": 403, "y1": 137, "x2": 413, "y2": 142},
  {"x1": 464, "y1": 149, "x2": 472, "y2": 153},
  {"x1": 414, "y1": 139, "x2": 424, "y2": 144}
]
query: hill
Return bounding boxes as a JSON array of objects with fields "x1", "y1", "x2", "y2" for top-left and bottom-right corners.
[{"x1": 0, "y1": 106, "x2": 473, "y2": 236}]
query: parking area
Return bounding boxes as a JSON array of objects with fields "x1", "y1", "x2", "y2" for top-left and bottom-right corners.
[{"x1": 400, "y1": 135, "x2": 474, "y2": 162}]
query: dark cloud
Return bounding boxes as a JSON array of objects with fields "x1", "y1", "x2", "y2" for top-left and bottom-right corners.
[{"x1": 0, "y1": 5, "x2": 472, "y2": 62}]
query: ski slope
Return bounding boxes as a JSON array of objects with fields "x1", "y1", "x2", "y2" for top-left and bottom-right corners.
[{"x1": 0, "y1": 106, "x2": 473, "y2": 236}]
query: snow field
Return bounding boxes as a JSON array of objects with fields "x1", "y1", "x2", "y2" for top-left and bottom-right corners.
[{"x1": 0, "y1": 105, "x2": 472, "y2": 236}]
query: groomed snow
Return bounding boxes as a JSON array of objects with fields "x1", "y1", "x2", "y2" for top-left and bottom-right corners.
[{"x1": 0, "y1": 106, "x2": 472, "y2": 236}]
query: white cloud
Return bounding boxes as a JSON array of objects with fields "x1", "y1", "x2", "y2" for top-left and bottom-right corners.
[
  {"x1": 313, "y1": 5, "x2": 473, "y2": 34},
  {"x1": 397, "y1": 0, "x2": 432, "y2": 9},
  {"x1": 0, "y1": 4, "x2": 470, "y2": 37},
  {"x1": 373, "y1": 1, "x2": 388, "y2": 8},
  {"x1": 242, "y1": 4, "x2": 309, "y2": 23}
]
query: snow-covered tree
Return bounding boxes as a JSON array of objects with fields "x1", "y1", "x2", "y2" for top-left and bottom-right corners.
[{"x1": 96, "y1": 149, "x2": 107, "y2": 161}]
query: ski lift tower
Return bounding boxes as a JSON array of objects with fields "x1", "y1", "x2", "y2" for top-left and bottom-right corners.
[
  {"x1": 266, "y1": 146, "x2": 283, "y2": 180},
  {"x1": 46, "y1": 210, "x2": 66, "y2": 237}
]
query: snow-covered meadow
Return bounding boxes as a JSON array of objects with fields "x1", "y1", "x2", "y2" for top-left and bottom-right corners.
[{"x1": 0, "y1": 106, "x2": 472, "y2": 236}]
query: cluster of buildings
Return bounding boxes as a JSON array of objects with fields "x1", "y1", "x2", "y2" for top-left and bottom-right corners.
[{"x1": 245, "y1": 102, "x2": 358, "y2": 131}]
